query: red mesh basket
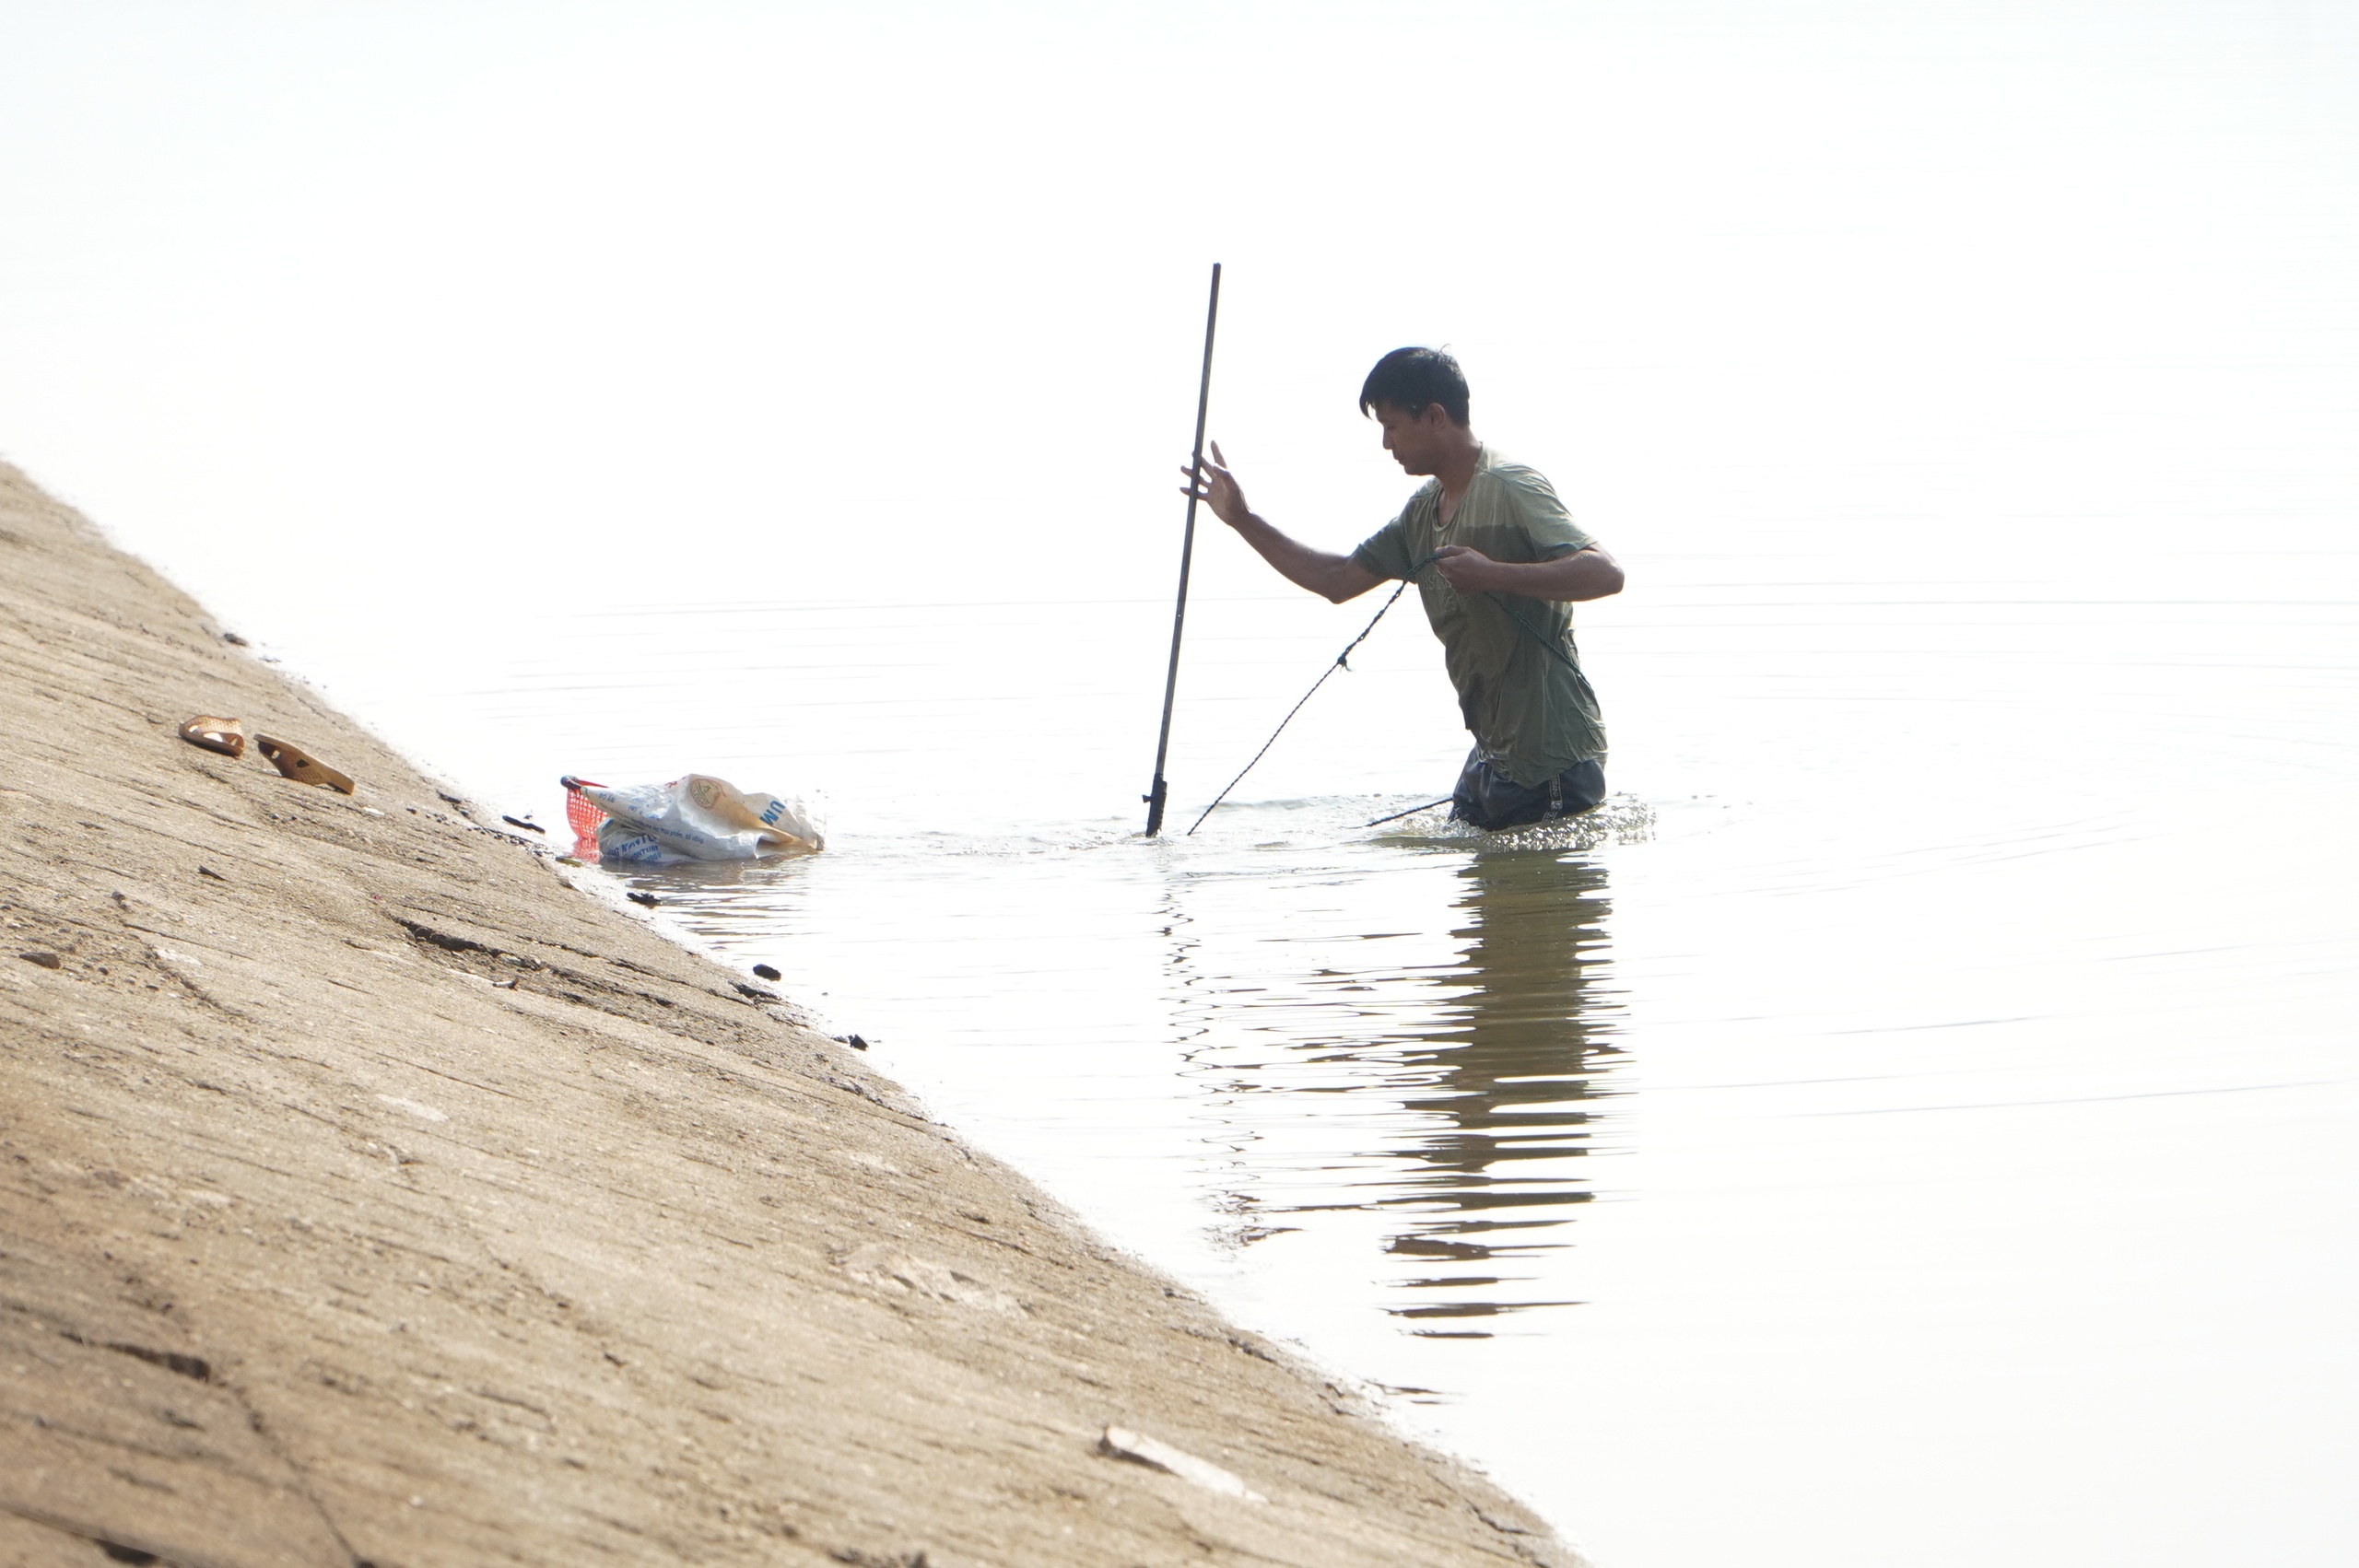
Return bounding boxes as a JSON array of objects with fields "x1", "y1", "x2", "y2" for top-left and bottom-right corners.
[{"x1": 560, "y1": 777, "x2": 607, "y2": 855}]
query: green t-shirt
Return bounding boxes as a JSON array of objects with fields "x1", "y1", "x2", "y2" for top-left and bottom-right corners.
[{"x1": 1350, "y1": 446, "x2": 1607, "y2": 786}]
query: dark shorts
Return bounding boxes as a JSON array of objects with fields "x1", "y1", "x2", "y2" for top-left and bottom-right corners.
[{"x1": 1449, "y1": 751, "x2": 1606, "y2": 831}]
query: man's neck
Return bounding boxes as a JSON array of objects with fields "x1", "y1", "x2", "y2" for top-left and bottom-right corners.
[{"x1": 1433, "y1": 431, "x2": 1483, "y2": 505}]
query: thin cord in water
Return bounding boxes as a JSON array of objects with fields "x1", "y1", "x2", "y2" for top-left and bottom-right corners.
[
  {"x1": 1185, "y1": 554, "x2": 1582, "y2": 836},
  {"x1": 1363, "y1": 798, "x2": 1453, "y2": 828},
  {"x1": 1184, "y1": 557, "x2": 1438, "y2": 836}
]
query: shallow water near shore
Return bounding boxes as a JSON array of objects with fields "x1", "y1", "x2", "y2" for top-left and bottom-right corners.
[{"x1": 332, "y1": 551, "x2": 2359, "y2": 1567}]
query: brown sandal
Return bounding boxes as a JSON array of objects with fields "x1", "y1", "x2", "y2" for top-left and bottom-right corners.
[
  {"x1": 177, "y1": 716, "x2": 247, "y2": 758},
  {"x1": 253, "y1": 734, "x2": 356, "y2": 795}
]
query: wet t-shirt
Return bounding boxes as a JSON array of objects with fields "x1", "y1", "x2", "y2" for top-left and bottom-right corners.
[{"x1": 1350, "y1": 446, "x2": 1607, "y2": 785}]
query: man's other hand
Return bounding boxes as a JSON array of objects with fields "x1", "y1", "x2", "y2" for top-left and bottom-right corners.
[
  {"x1": 1178, "y1": 441, "x2": 1251, "y2": 529},
  {"x1": 1431, "y1": 544, "x2": 1507, "y2": 592}
]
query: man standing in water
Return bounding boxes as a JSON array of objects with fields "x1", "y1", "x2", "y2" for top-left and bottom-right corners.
[{"x1": 1184, "y1": 347, "x2": 1624, "y2": 829}]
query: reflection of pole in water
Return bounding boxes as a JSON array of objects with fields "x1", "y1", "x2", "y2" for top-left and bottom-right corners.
[
  {"x1": 1156, "y1": 870, "x2": 1274, "y2": 1226},
  {"x1": 1384, "y1": 848, "x2": 1621, "y2": 1337}
]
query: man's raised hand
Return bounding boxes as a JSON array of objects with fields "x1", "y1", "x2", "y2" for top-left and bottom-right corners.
[{"x1": 1179, "y1": 441, "x2": 1251, "y2": 528}]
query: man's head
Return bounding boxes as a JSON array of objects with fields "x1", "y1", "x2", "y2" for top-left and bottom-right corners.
[{"x1": 1358, "y1": 346, "x2": 1473, "y2": 476}]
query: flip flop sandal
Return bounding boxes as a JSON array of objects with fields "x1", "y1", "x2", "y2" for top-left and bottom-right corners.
[
  {"x1": 178, "y1": 715, "x2": 247, "y2": 758},
  {"x1": 253, "y1": 734, "x2": 356, "y2": 795}
]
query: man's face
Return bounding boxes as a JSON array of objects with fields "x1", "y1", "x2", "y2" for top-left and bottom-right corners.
[{"x1": 1374, "y1": 402, "x2": 1452, "y2": 475}]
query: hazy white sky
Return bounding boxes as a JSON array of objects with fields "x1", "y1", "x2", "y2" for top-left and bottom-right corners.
[{"x1": 3, "y1": 1, "x2": 2353, "y2": 649}]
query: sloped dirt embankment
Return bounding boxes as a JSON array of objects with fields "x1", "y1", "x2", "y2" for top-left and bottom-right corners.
[{"x1": 0, "y1": 462, "x2": 1580, "y2": 1568}]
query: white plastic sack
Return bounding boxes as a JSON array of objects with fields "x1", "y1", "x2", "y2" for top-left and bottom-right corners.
[{"x1": 567, "y1": 774, "x2": 823, "y2": 864}]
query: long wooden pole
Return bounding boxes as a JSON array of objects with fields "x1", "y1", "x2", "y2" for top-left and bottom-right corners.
[{"x1": 1144, "y1": 262, "x2": 1222, "y2": 837}]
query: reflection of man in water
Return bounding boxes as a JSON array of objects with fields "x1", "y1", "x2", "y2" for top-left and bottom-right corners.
[
  {"x1": 1185, "y1": 346, "x2": 1625, "y2": 829},
  {"x1": 1405, "y1": 850, "x2": 1614, "y2": 1203},
  {"x1": 1380, "y1": 851, "x2": 1620, "y2": 1328}
]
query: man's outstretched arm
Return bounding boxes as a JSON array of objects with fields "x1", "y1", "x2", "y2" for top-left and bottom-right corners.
[{"x1": 1181, "y1": 443, "x2": 1385, "y2": 604}]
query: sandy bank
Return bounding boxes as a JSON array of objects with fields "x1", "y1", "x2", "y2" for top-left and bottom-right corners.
[{"x1": 0, "y1": 463, "x2": 1579, "y2": 1568}]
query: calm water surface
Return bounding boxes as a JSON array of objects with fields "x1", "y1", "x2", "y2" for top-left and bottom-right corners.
[{"x1": 357, "y1": 553, "x2": 2359, "y2": 1568}]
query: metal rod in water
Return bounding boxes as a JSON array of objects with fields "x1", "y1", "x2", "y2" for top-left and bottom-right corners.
[{"x1": 1144, "y1": 262, "x2": 1222, "y2": 837}]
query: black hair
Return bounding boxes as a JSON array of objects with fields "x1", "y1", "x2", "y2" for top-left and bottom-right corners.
[{"x1": 1358, "y1": 346, "x2": 1471, "y2": 427}]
